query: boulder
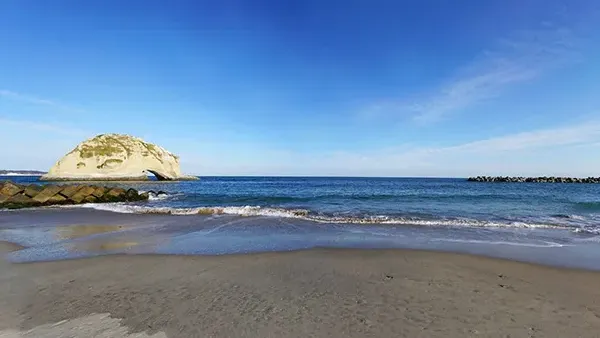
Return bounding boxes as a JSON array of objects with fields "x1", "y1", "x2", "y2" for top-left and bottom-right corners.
[
  {"x1": 40, "y1": 133, "x2": 199, "y2": 181},
  {"x1": 3, "y1": 194, "x2": 40, "y2": 209},
  {"x1": 84, "y1": 195, "x2": 98, "y2": 203},
  {"x1": 32, "y1": 185, "x2": 64, "y2": 204},
  {"x1": 91, "y1": 186, "x2": 107, "y2": 198},
  {"x1": 70, "y1": 186, "x2": 98, "y2": 204},
  {"x1": 59, "y1": 185, "x2": 84, "y2": 198},
  {"x1": 126, "y1": 188, "x2": 141, "y2": 201},
  {"x1": 47, "y1": 194, "x2": 69, "y2": 205},
  {"x1": 0, "y1": 183, "x2": 149, "y2": 209},
  {"x1": 0, "y1": 181, "x2": 24, "y2": 197},
  {"x1": 23, "y1": 184, "x2": 43, "y2": 198},
  {"x1": 103, "y1": 187, "x2": 127, "y2": 202}
]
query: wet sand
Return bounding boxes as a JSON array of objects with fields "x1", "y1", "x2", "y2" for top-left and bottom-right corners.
[{"x1": 2, "y1": 245, "x2": 600, "y2": 337}]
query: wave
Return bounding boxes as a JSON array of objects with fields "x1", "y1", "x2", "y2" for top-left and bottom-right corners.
[
  {"x1": 573, "y1": 227, "x2": 600, "y2": 235},
  {"x1": 430, "y1": 238, "x2": 566, "y2": 248},
  {"x1": 142, "y1": 191, "x2": 173, "y2": 201},
  {"x1": 552, "y1": 213, "x2": 590, "y2": 220},
  {"x1": 70, "y1": 203, "x2": 563, "y2": 229}
]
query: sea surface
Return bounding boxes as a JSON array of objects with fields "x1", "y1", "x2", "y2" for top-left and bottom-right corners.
[{"x1": 1, "y1": 176, "x2": 600, "y2": 269}]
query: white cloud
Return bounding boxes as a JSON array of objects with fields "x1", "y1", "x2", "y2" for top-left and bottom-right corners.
[
  {"x1": 444, "y1": 122, "x2": 600, "y2": 153},
  {"x1": 0, "y1": 118, "x2": 88, "y2": 137},
  {"x1": 366, "y1": 25, "x2": 580, "y2": 124},
  {"x1": 2, "y1": 117, "x2": 599, "y2": 177},
  {"x1": 414, "y1": 26, "x2": 579, "y2": 123},
  {"x1": 0, "y1": 89, "x2": 85, "y2": 113},
  {"x1": 167, "y1": 120, "x2": 600, "y2": 176},
  {"x1": 236, "y1": 121, "x2": 600, "y2": 177}
]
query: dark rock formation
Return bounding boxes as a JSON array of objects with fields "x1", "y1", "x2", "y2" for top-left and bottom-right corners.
[
  {"x1": 0, "y1": 181, "x2": 148, "y2": 209},
  {"x1": 467, "y1": 176, "x2": 600, "y2": 183}
]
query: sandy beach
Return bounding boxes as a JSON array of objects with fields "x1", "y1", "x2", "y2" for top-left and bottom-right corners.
[{"x1": 1, "y1": 242, "x2": 600, "y2": 337}]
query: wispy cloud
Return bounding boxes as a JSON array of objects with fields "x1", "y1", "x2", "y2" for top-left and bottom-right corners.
[
  {"x1": 178, "y1": 120, "x2": 600, "y2": 176},
  {"x1": 413, "y1": 26, "x2": 579, "y2": 123},
  {"x1": 442, "y1": 121, "x2": 600, "y2": 153},
  {"x1": 0, "y1": 119, "x2": 91, "y2": 170},
  {"x1": 366, "y1": 24, "x2": 581, "y2": 124},
  {"x1": 0, "y1": 118, "x2": 89, "y2": 137},
  {"x1": 0, "y1": 89, "x2": 85, "y2": 113},
  {"x1": 267, "y1": 121, "x2": 600, "y2": 177}
]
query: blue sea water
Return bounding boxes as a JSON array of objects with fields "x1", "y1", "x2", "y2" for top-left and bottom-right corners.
[{"x1": 1, "y1": 176, "x2": 600, "y2": 268}]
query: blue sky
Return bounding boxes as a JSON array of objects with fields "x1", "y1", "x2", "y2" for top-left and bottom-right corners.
[{"x1": 1, "y1": 0, "x2": 600, "y2": 176}]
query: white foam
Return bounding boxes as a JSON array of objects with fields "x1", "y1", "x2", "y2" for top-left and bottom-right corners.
[
  {"x1": 68, "y1": 203, "x2": 565, "y2": 229},
  {"x1": 1, "y1": 172, "x2": 40, "y2": 176},
  {"x1": 430, "y1": 238, "x2": 566, "y2": 248},
  {"x1": 573, "y1": 228, "x2": 600, "y2": 235},
  {"x1": 147, "y1": 193, "x2": 170, "y2": 201}
]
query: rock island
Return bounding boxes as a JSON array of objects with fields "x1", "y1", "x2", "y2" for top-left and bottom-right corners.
[{"x1": 41, "y1": 134, "x2": 198, "y2": 181}]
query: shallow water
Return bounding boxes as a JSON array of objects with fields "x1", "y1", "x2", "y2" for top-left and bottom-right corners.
[
  {"x1": 0, "y1": 208, "x2": 599, "y2": 270},
  {"x1": 1, "y1": 176, "x2": 600, "y2": 268}
]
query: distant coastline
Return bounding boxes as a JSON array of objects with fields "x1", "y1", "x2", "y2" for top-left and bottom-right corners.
[{"x1": 0, "y1": 170, "x2": 46, "y2": 176}]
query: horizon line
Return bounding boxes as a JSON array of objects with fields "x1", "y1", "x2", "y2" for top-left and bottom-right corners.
[{"x1": 3, "y1": 172, "x2": 600, "y2": 179}]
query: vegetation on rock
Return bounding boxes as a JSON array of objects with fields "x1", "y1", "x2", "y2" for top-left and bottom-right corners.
[{"x1": 42, "y1": 133, "x2": 198, "y2": 181}]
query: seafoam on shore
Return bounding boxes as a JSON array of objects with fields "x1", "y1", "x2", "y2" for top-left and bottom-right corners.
[
  {"x1": 1, "y1": 207, "x2": 599, "y2": 270},
  {"x1": 2, "y1": 176, "x2": 600, "y2": 268},
  {"x1": 70, "y1": 202, "x2": 565, "y2": 229}
]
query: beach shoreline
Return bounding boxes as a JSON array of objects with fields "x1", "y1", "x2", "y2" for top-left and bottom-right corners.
[
  {"x1": 2, "y1": 246, "x2": 600, "y2": 337},
  {"x1": 0, "y1": 241, "x2": 24, "y2": 253},
  {"x1": 2, "y1": 207, "x2": 599, "y2": 270},
  {"x1": 3, "y1": 238, "x2": 599, "y2": 273}
]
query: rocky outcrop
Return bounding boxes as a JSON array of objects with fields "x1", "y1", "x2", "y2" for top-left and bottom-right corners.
[
  {"x1": 41, "y1": 134, "x2": 198, "y2": 181},
  {"x1": 467, "y1": 176, "x2": 600, "y2": 183},
  {"x1": 0, "y1": 181, "x2": 148, "y2": 209}
]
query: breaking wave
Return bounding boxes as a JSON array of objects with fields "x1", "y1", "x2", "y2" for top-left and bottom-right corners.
[
  {"x1": 71, "y1": 203, "x2": 563, "y2": 229},
  {"x1": 144, "y1": 191, "x2": 173, "y2": 201}
]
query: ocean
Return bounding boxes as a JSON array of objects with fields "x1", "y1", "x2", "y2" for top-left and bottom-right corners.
[{"x1": 2, "y1": 176, "x2": 600, "y2": 269}]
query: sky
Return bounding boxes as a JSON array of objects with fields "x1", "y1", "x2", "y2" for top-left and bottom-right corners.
[{"x1": 1, "y1": 0, "x2": 600, "y2": 177}]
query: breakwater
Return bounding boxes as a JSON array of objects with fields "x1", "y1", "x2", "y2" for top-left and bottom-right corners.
[
  {"x1": 467, "y1": 176, "x2": 600, "y2": 183},
  {"x1": 0, "y1": 181, "x2": 148, "y2": 209}
]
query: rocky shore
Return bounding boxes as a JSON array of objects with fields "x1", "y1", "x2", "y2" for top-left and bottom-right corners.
[
  {"x1": 467, "y1": 176, "x2": 600, "y2": 183},
  {"x1": 0, "y1": 181, "x2": 148, "y2": 209}
]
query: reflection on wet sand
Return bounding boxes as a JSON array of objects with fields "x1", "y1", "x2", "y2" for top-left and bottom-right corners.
[
  {"x1": 55, "y1": 224, "x2": 141, "y2": 253},
  {"x1": 68, "y1": 239, "x2": 140, "y2": 253},
  {"x1": 56, "y1": 225, "x2": 124, "y2": 240}
]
